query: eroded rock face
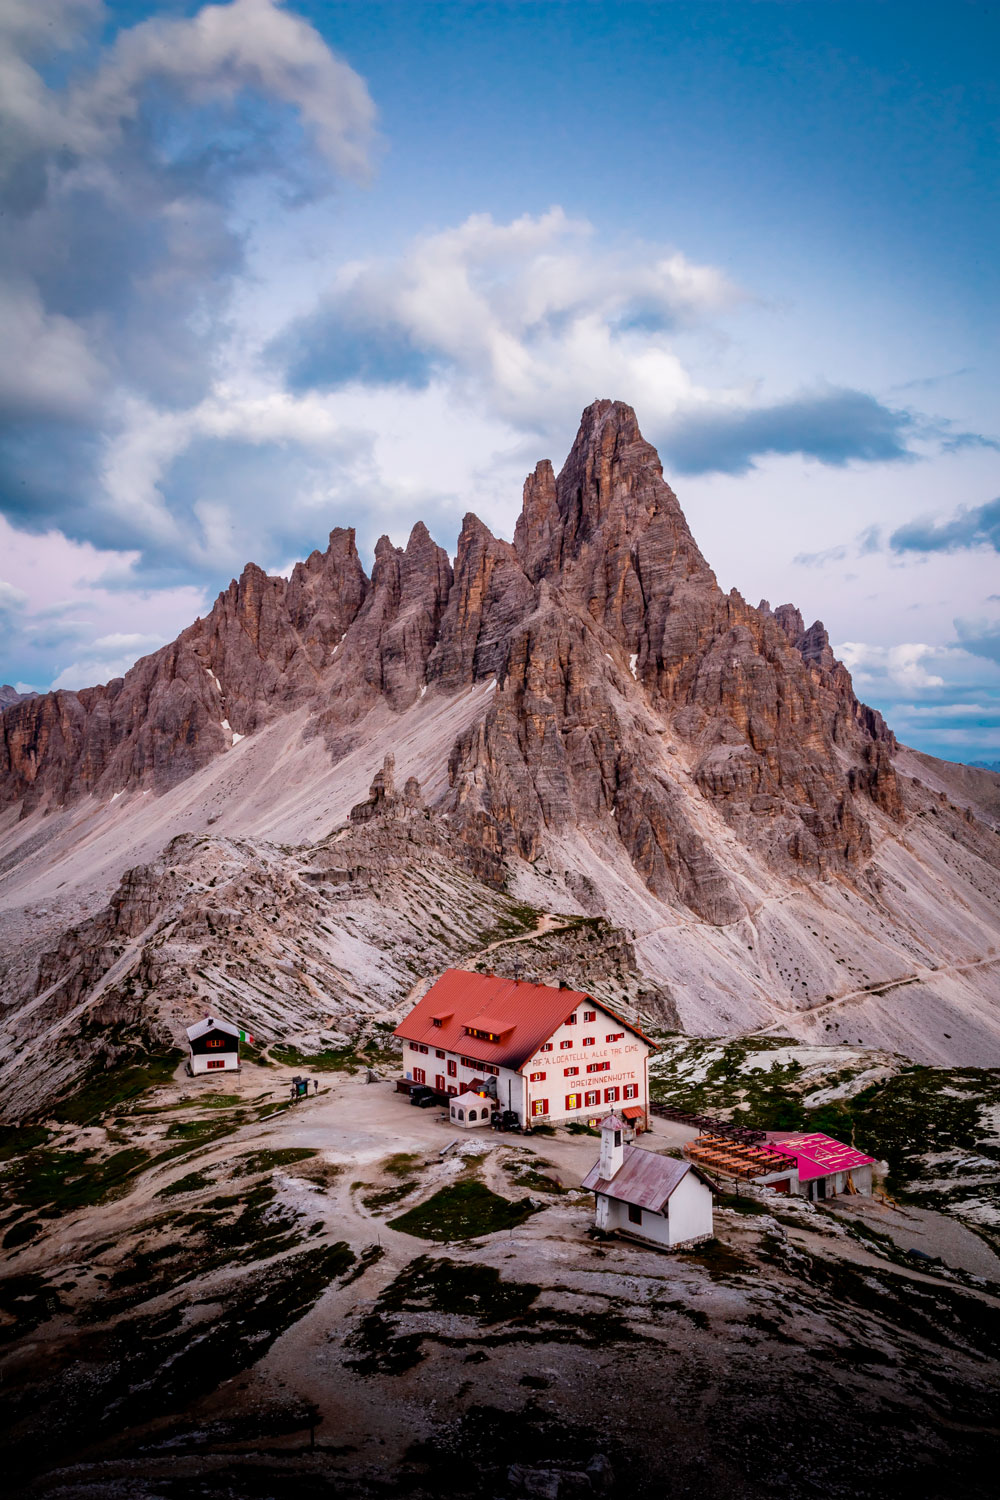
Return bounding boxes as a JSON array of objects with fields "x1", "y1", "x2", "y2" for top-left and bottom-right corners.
[{"x1": 0, "y1": 400, "x2": 904, "y2": 921}]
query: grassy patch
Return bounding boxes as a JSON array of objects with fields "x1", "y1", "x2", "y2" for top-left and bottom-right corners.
[
  {"x1": 4, "y1": 1241, "x2": 356, "y2": 1483},
  {"x1": 505, "y1": 1163, "x2": 565, "y2": 1195},
  {"x1": 155, "y1": 1168, "x2": 215, "y2": 1199},
  {"x1": 362, "y1": 1181, "x2": 418, "y2": 1213},
  {"x1": 389, "y1": 1181, "x2": 540, "y2": 1241},
  {"x1": 0, "y1": 1126, "x2": 51, "y2": 1161},
  {"x1": 234, "y1": 1147, "x2": 319, "y2": 1176},
  {"x1": 1, "y1": 1146, "x2": 150, "y2": 1218},
  {"x1": 270, "y1": 1040, "x2": 359, "y2": 1073},
  {"x1": 346, "y1": 1255, "x2": 541, "y2": 1375},
  {"x1": 383, "y1": 1152, "x2": 423, "y2": 1178},
  {"x1": 49, "y1": 1051, "x2": 183, "y2": 1126}
]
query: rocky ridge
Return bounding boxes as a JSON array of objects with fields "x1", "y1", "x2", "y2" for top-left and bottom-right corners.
[
  {"x1": 1, "y1": 402, "x2": 906, "y2": 915},
  {"x1": 2, "y1": 402, "x2": 1000, "y2": 1087}
]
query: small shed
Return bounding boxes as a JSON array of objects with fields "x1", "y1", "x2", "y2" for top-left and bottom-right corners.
[
  {"x1": 766, "y1": 1131, "x2": 875, "y2": 1200},
  {"x1": 449, "y1": 1085, "x2": 494, "y2": 1129},
  {"x1": 186, "y1": 1015, "x2": 240, "y2": 1075},
  {"x1": 581, "y1": 1114, "x2": 714, "y2": 1251}
]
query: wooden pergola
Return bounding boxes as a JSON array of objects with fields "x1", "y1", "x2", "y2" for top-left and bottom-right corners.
[{"x1": 683, "y1": 1133, "x2": 796, "y2": 1180}]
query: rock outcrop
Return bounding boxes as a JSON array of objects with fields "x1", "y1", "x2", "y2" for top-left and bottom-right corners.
[{"x1": 0, "y1": 400, "x2": 909, "y2": 920}]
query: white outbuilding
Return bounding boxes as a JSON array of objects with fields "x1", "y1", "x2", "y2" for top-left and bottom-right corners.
[
  {"x1": 185, "y1": 1014, "x2": 241, "y2": 1075},
  {"x1": 581, "y1": 1114, "x2": 714, "y2": 1251}
]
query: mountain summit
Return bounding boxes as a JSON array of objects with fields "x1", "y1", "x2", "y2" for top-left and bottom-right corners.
[{"x1": 2, "y1": 401, "x2": 999, "y2": 1107}]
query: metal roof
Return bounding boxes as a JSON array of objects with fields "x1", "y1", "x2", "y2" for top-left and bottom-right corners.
[
  {"x1": 581, "y1": 1146, "x2": 701, "y2": 1212},
  {"x1": 393, "y1": 969, "x2": 655, "y2": 1071},
  {"x1": 766, "y1": 1131, "x2": 875, "y2": 1182},
  {"x1": 185, "y1": 1015, "x2": 239, "y2": 1041}
]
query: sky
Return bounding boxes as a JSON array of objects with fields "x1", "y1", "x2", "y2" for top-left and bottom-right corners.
[{"x1": 1, "y1": 0, "x2": 998, "y2": 764}]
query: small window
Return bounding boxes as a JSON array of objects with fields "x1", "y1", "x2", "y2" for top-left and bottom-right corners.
[
  {"x1": 583, "y1": 1010, "x2": 596, "y2": 1023},
  {"x1": 565, "y1": 1092, "x2": 580, "y2": 1110},
  {"x1": 483, "y1": 1064, "x2": 499, "y2": 1076},
  {"x1": 614, "y1": 1130, "x2": 622, "y2": 1147},
  {"x1": 532, "y1": 1099, "x2": 548, "y2": 1117},
  {"x1": 530, "y1": 1071, "x2": 546, "y2": 1082},
  {"x1": 605, "y1": 1032, "x2": 624, "y2": 1043},
  {"x1": 582, "y1": 1037, "x2": 595, "y2": 1046},
  {"x1": 560, "y1": 1039, "x2": 573, "y2": 1050},
  {"x1": 419, "y1": 1044, "x2": 429, "y2": 1054},
  {"x1": 604, "y1": 1086, "x2": 620, "y2": 1103},
  {"x1": 447, "y1": 1059, "x2": 457, "y2": 1076},
  {"x1": 623, "y1": 1084, "x2": 638, "y2": 1099},
  {"x1": 540, "y1": 1043, "x2": 553, "y2": 1053},
  {"x1": 564, "y1": 1066, "x2": 579, "y2": 1077},
  {"x1": 207, "y1": 1059, "x2": 225, "y2": 1070},
  {"x1": 413, "y1": 1068, "x2": 426, "y2": 1085},
  {"x1": 432, "y1": 1017, "x2": 442, "y2": 1027},
  {"x1": 584, "y1": 1090, "x2": 600, "y2": 1107},
  {"x1": 435, "y1": 1048, "x2": 445, "y2": 1059},
  {"x1": 627, "y1": 1204, "x2": 642, "y2": 1225},
  {"x1": 447, "y1": 1085, "x2": 457, "y2": 1095},
  {"x1": 435, "y1": 1075, "x2": 445, "y2": 1091},
  {"x1": 567, "y1": 1013, "x2": 578, "y2": 1025}
]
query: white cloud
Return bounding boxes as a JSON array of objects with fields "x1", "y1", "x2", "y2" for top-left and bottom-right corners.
[
  {"x1": 74, "y1": 0, "x2": 375, "y2": 178},
  {"x1": 0, "y1": 581, "x2": 29, "y2": 612},
  {"x1": 278, "y1": 207, "x2": 743, "y2": 431},
  {"x1": 836, "y1": 640, "x2": 957, "y2": 692}
]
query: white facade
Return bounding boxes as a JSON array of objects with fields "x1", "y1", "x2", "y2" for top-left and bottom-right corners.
[
  {"x1": 190, "y1": 1050, "x2": 239, "y2": 1076},
  {"x1": 595, "y1": 1168, "x2": 713, "y2": 1250},
  {"x1": 402, "y1": 997, "x2": 650, "y2": 1130},
  {"x1": 519, "y1": 1002, "x2": 650, "y2": 1128}
]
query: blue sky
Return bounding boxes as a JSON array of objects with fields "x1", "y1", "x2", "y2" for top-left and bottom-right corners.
[{"x1": 1, "y1": 0, "x2": 998, "y2": 762}]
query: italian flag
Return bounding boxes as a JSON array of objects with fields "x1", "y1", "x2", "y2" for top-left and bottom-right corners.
[{"x1": 239, "y1": 1029, "x2": 254, "y2": 1045}]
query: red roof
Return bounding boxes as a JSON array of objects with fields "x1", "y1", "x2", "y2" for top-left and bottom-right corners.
[
  {"x1": 394, "y1": 969, "x2": 655, "y2": 1071},
  {"x1": 621, "y1": 1106, "x2": 645, "y2": 1121},
  {"x1": 766, "y1": 1131, "x2": 875, "y2": 1182}
]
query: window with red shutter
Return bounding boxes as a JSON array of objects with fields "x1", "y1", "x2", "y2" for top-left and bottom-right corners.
[
  {"x1": 582, "y1": 1037, "x2": 595, "y2": 1046},
  {"x1": 435, "y1": 1075, "x2": 445, "y2": 1091},
  {"x1": 207, "y1": 1059, "x2": 225, "y2": 1070},
  {"x1": 529, "y1": 1071, "x2": 546, "y2": 1082},
  {"x1": 583, "y1": 1010, "x2": 596, "y2": 1023},
  {"x1": 565, "y1": 1092, "x2": 580, "y2": 1110},
  {"x1": 435, "y1": 1049, "x2": 446, "y2": 1059},
  {"x1": 564, "y1": 1066, "x2": 578, "y2": 1077},
  {"x1": 560, "y1": 1039, "x2": 573, "y2": 1050},
  {"x1": 567, "y1": 1013, "x2": 578, "y2": 1025},
  {"x1": 624, "y1": 1084, "x2": 638, "y2": 1099},
  {"x1": 447, "y1": 1060, "x2": 457, "y2": 1076},
  {"x1": 532, "y1": 1099, "x2": 548, "y2": 1117},
  {"x1": 413, "y1": 1068, "x2": 426, "y2": 1085},
  {"x1": 584, "y1": 1090, "x2": 600, "y2": 1106},
  {"x1": 604, "y1": 1086, "x2": 620, "y2": 1103},
  {"x1": 540, "y1": 1043, "x2": 553, "y2": 1052},
  {"x1": 605, "y1": 1032, "x2": 625, "y2": 1043}
]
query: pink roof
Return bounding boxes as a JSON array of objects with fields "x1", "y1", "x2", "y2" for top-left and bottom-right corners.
[
  {"x1": 766, "y1": 1131, "x2": 875, "y2": 1181},
  {"x1": 581, "y1": 1146, "x2": 708, "y2": 1211},
  {"x1": 394, "y1": 969, "x2": 655, "y2": 1071}
]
